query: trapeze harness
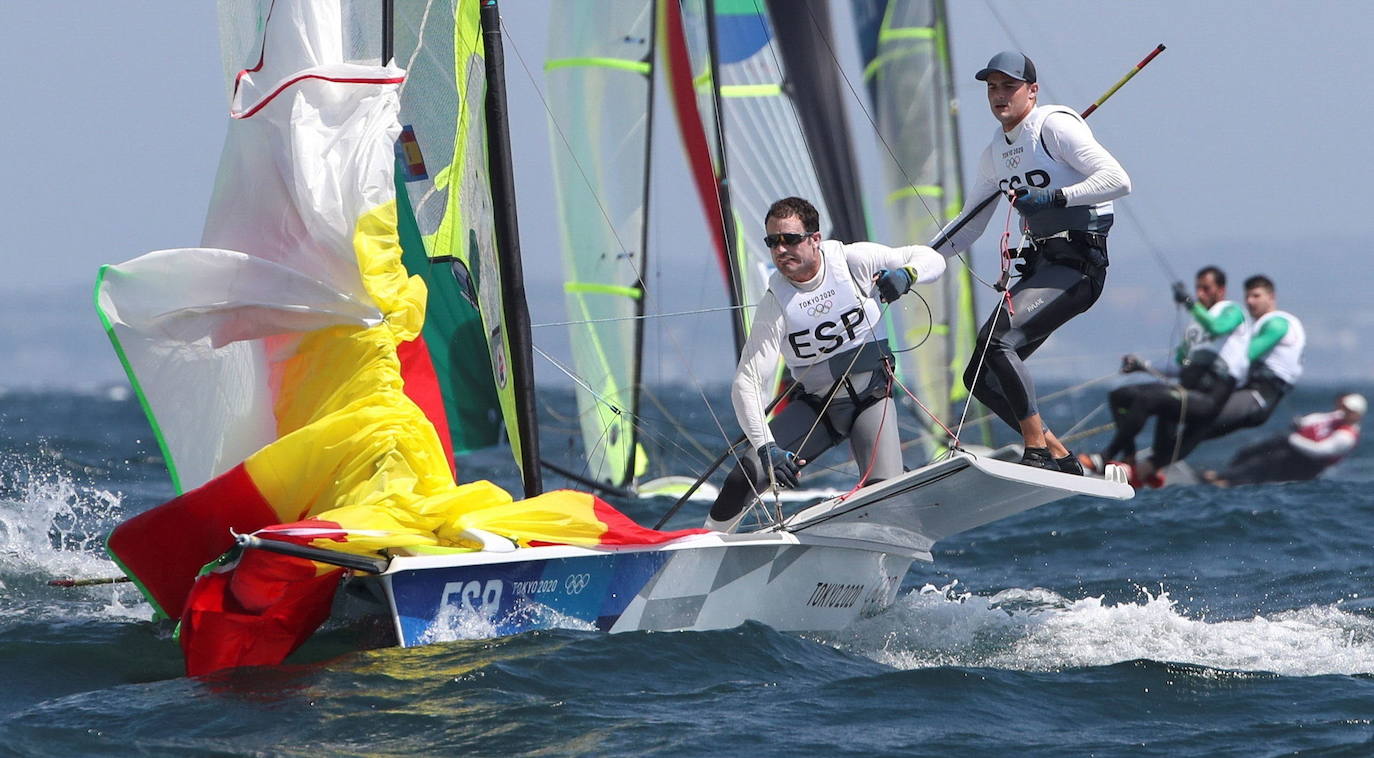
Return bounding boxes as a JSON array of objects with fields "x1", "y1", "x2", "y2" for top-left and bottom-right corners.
[
  {"x1": 964, "y1": 106, "x2": 1115, "y2": 429},
  {"x1": 774, "y1": 243, "x2": 894, "y2": 441},
  {"x1": 1178, "y1": 300, "x2": 1250, "y2": 395}
]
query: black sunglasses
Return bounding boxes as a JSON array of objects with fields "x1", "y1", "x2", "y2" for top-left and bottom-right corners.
[{"x1": 763, "y1": 231, "x2": 812, "y2": 248}]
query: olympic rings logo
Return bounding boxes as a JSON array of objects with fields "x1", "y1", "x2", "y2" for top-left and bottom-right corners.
[
  {"x1": 806, "y1": 301, "x2": 833, "y2": 317},
  {"x1": 564, "y1": 573, "x2": 591, "y2": 594}
]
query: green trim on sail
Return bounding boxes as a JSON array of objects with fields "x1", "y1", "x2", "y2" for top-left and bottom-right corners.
[
  {"x1": 887, "y1": 185, "x2": 944, "y2": 204},
  {"x1": 864, "y1": 43, "x2": 934, "y2": 80},
  {"x1": 564, "y1": 282, "x2": 644, "y2": 299},
  {"x1": 395, "y1": 161, "x2": 503, "y2": 453},
  {"x1": 878, "y1": 26, "x2": 936, "y2": 43},
  {"x1": 103, "y1": 541, "x2": 168, "y2": 620},
  {"x1": 545, "y1": 57, "x2": 651, "y2": 74},
  {"x1": 92, "y1": 265, "x2": 183, "y2": 494},
  {"x1": 427, "y1": 3, "x2": 524, "y2": 464},
  {"x1": 544, "y1": 0, "x2": 656, "y2": 486},
  {"x1": 720, "y1": 83, "x2": 782, "y2": 97},
  {"x1": 715, "y1": 0, "x2": 764, "y2": 14}
]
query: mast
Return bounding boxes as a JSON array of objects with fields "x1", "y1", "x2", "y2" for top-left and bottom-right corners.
[
  {"x1": 381, "y1": 0, "x2": 394, "y2": 64},
  {"x1": 627, "y1": 1, "x2": 658, "y2": 486},
  {"x1": 703, "y1": 0, "x2": 747, "y2": 353},
  {"x1": 763, "y1": 0, "x2": 867, "y2": 242},
  {"x1": 481, "y1": 0, "x2": 542, "y2": 496}
]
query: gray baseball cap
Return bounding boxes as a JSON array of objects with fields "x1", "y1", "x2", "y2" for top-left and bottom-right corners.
[{"x1": 975, "y1": 51, "x2": 1037, "y2": 83}]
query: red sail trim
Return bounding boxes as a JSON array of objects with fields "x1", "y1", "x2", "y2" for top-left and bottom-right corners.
[
  {"x1": 107, "y1": 463, "x2": 279, "y2": 620},
  {"x1": 396, "y1": 334, "x2": 456, "y2": 476},
  {"x1": 660, "y1": 0, "x2": 730, "y2": 285},
  {"x1": 232, "y1": 73, "x2": 407, "y2": 119},
  {"x1": 589, "y1": 496, "x2": 710, "y2": 545}
]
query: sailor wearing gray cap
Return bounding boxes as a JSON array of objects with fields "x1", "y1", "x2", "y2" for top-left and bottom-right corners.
[
  {"x1": 975, "y1": 50, "x2": 1037, "y2": 84},
  {"x1": 931, "y1": 50, "x2": 1131, "y2": 475}
]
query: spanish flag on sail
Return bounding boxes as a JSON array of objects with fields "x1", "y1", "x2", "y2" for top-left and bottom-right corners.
[{"x1": 97, "y1": 0, "x2": 700, "y2": 675}]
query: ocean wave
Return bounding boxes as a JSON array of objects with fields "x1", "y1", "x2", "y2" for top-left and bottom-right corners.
[{"x1": 828, "y1": 582, "x2": 1374, "y2": 677}]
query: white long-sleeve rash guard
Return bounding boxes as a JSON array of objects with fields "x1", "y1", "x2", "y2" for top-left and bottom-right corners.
[
  {"x1": 933, "y1": 110, "x2": 1131, "y2": 257},
  {"x1": 730, "y1": 240, "x2": 946, "y2": 450}
]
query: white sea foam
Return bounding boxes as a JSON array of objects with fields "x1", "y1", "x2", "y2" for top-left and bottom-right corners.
[
  {"x1": 832, "y1": 582, "x2": 1374, "y2": 677},
  {"x1": 419, "y1": 600, "x2": 596, "y2": 644},
  {"x1": 0, "y1": 455, "x2": 150, "y2": 618}
]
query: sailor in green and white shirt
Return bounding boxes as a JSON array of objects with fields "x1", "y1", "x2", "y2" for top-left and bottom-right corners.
[
  {"x1": 1098, "y1": 266, "x2": 1247, "y2": 473},
  {"x1": 1176, "y1": 274, "x2": 1305, "y2": 458}
]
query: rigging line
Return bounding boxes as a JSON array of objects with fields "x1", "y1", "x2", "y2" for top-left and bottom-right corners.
[
  {"x1": 504, "y1": 13, "x2": 742, "y2": 472},
  {"x1": 892, "y1": 368, "x2": 1119, "y2": 454},
  {"x1": 639, "y1": 385, "x2": 718, "y2": 461},
  {"x1": 746, "y1": 0, "x2": 836, "y2": 216},
  {"x1": 499, "y1": 15, "x2": 644, "y2": 287},
  {"x1": 978, "y1": 2, "x2": 1179, "y2": 284},
  {"x1": 531, "y1": 302, "x2": 752, "y2": 328},
  {"x1": 531, "y1": 344, "x2": 724, "y2": 473},
  {"x1": 794, "y1": 1, "x2": 954, "y2": 256},
  {"x1": 1061, "y1": 401, "x2": 1106, "y2": 439},
  {"x1": 952, "y1": 200, "x2": 1022, "y2": 446},
  {"x1": 1059, "y1": 422, "x2": 1114, "y2": 446}
]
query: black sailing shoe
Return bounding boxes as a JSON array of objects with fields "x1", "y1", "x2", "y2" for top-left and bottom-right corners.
[
  {"x1": 1019, "y1": 446, "x2": 1059, "y2": 471},
  {"x1": 1055, "y1": 451, "x2": 1085, "y2": 476}
]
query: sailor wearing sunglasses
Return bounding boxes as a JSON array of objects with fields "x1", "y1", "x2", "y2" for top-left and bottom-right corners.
[{"x1": 704, "y1": 196, "x2": 945, "y2": 532}]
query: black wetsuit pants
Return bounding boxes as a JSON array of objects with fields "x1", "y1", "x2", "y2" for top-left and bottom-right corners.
[
  {"x1": 1100, "y1": 377, "x2": 1235, "y2": 466},
  {"x1": 1174, "y1": 379, "x2": 1290, "y2": 461},
  {"x1": 709, "y1": 372, "x2": 901, "y2": 522},
  {"x1": 963, "y1": 259, "x2": 1106, "y2": 432},
  {"x1": 1217, "y1": 435, "x2": 1326, "y2": 485}
]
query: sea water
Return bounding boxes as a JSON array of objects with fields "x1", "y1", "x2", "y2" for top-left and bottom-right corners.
[{"x1": 1, "y1": 384, "x2": 1371, "y2": 757}]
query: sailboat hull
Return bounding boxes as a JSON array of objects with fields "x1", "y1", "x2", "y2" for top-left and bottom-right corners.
[
  {"x1": 373, "y1": 452, "x2": 1132, "y2": 646},
  {"x1": 378, "y1": 535, "x2": 910, "y2": 645}
]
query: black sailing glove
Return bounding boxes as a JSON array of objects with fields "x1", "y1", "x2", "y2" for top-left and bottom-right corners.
[
  {"x1": 757, "y1": 442, "x2": 801, "y2": 489},
  {"x1": 1171, "y1": 281, "x2": 1195, "y2": 307},
  {"x1": 874, "y1": 267, "x2": 916, "y2": 303},
  {"x1": 1121, "y1": 354, "x2": 1151, "y2": 374},
  {"x1": 1012, "y1": 186, "x2": 1066, "y2": 215}
]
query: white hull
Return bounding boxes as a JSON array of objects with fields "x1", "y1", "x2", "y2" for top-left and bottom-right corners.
[{"x1": 371, "y1": 451, "x2": 1132, "y2": 645}]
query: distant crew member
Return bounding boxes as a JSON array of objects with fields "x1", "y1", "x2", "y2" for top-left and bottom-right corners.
[
  {"x1": 1086, "y1": 266, "x2": 1248, "y2": 484},
  {"x1": 1175, "y1": 274, "x2": 1305, "y2": 458},
  {"x1": 1204, "y1": 393, "x2": 1364, "y2": 486},
  {"x1": 704, "y1": 197, "x2": 946, "y2": 532},
  {"x1": 932, "y1": 51, "x2": 1131, "y2": 472}
]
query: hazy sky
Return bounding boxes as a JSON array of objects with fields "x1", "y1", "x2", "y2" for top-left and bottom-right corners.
[{"x1": 4, "y1": 2, "x2": 1370, "y2": 392}]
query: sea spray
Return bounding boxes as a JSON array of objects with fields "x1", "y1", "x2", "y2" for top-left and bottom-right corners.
[
  {"x1": 828, "y1": 582, "x2": 1374, "y2": 677},
  {"x1": 0, "y1": 452, "x2": 147, "y2": 619}
]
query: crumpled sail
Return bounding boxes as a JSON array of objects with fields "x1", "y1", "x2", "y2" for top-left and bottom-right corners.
[
  {"x1": 853, "y1": 0, "x2": 987, "y2": 452},
  {"x1": 544, "y1": 0, "x2": 655, "y2": 487},
  {"x1": 98, "y1": 0, "x2": 701, "y2": 675}
]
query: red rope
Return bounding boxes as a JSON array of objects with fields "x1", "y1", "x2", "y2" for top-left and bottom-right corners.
[
  {"x1": 997, "y1": 190, "x2": 1019, "y2": 315},
  {"x1": 892, "y1": 372, "x2": 960, "y2": 447},
  {"x1": 840, "y1": 370, "x2": 895, "y2": 500}
]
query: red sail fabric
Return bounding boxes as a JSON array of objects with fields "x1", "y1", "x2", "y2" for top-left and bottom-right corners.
[
  {"x1": 179, "y1": 549, "x2": 345, "y2": 676},
  {"x1": 106, "y1": 463, "x2": 280, "y2": 620}
]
